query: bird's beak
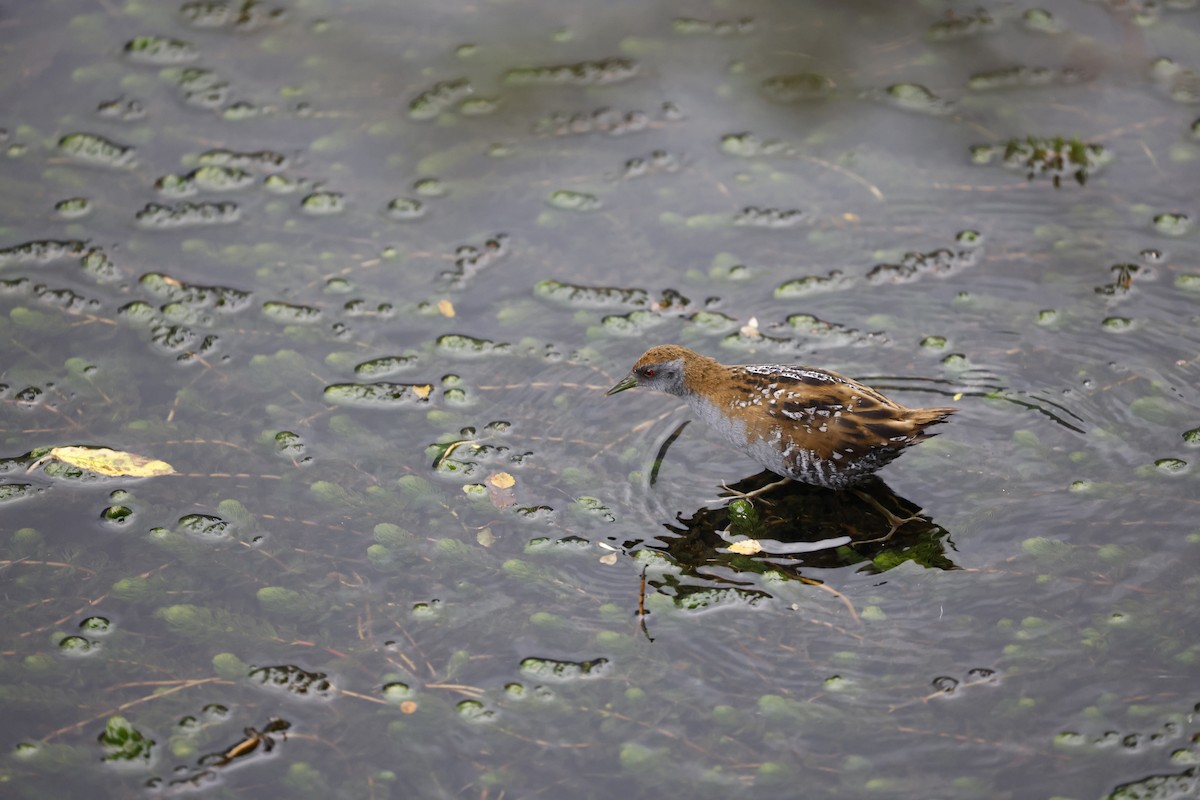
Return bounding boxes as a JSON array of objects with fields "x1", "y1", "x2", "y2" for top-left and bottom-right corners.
[{"x1": 606, "y1": 373, "x2": 638, "y2": 396}]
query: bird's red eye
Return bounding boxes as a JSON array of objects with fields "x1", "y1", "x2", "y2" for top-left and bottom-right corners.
[{"x1": 644, "y1": 368, "x2": 655, "y2": 377}]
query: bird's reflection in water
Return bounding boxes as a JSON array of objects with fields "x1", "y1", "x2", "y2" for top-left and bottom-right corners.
[{"x1": 637, "y1": 472, "x2": 959, "y2": 613}]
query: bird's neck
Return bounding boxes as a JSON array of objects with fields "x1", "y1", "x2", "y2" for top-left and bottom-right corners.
[{"x1": 679, "y1": 351, "x2": 730, "y2": 397}]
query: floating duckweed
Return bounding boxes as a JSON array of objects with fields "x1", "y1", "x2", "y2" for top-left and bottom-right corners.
[
  {"x1": 355, "y1": 355, "x2": 418, "y2": 377},
  {"x1": 1054, "y1": 731, "x2": 1087, "y2": 748},
  {"x1": 366, "y1": 544, "x2": 393, "y2": 568},
  {"x1": 455, "y1": 699, "x2": 495, "y2": 722},
  {"x1": 180, "y1": 1, "x2": 238, "y2": 27},
  {"x1": 300, "y1": 191, "x2": 345, "y2": 215},
  {"x1": 386, "y1": 197, "x2": 425, "y2": 220},
  {"x1": 677, "y1": 586, "x2": 764, "y2": 610},
  {"x1": 547, "y1": 190, "x2": 601, "y2": 211},
  {"x1": 59, "y1": 635, "x2": 92, "y2": 653},
  {"x1": 262, "y1": 301, "x2": 321, "y2": 323},
  {"x1": 785, "y1": 314, "x2": 883, "y2": 345},
  {"x1": 111, "y1": 575, "x2": 157, "y2": 602},
  {"x1": 221, "y1": 100, "x2": 264, "y2": 120},
  {"x1": 975, "y1": 136, "x2": 1111, "y2": 187},
  {"x1": 880, "y1": 83, "x2": 954, "y2": 115},
  {"x1": 1151, "y1": 58, "x2": 1200, "y2": 104},
  {"x1": 96, "y1": 97, "x2": 146, "y2": 120},
  {"x1": 58, "y1": 132, "x2": 136, "y2": 168},
  {"x1": 941, "y1": 353, "x2": 970, "y2": 369},
  {"x1": 1175, "y1": 274, "x2": 1200, "y2": 292},
  {"x1": 1021, "y1": 536, "x2": 1072, "y2": 559},
  {"x1": 178, "y1": 513, "x2": 232, "y2": 539},
  {"x1": 408, "y1": 78, "x2": 472, "y2": 120},
  {"x1": 1037, "y1": 309, "x2": 1058, "y2": 325},
  {"x1": 101, "y1": 505, "x2": 133, "y2": 524},
  {"x1": 1101, "y1": 316, "x2": 1134, "y2": 332},
  {"x1": 619, "y1": 742, "x2": 665, "y2": 773},
  {"x1": 98, "y1": 715, "x2": 155, "y2": 763},
  {"x1": 199, "y1": 148, "x2": 288, "y2": 172},
  {"x1": 1183, "y1": 428, "x2": 1200, "y2": 445},
  {"x1": 177, "y1": 68, "x2": 227, "y2": 106},
  {"x1": 54, "y1": 197, "x2": 91, "y2": 218},
  {"x1": 1069, "y1": 480, "x2": 1092, "y2": 492},
  {"x1": 323, "y1": 382, "x2": 434, "y2": 407},
  {"x1": 921, "y1": 336, "x2": 948, "y2": 349},
  {"x1": 1153, "y1": 213, "x2": 1191, "y2": 236},
  {"x1": 774, "y1": 270, "x2": 851, "y2": 298},
  {"x1": 192, "y1": 165, "x2": 254, "y2": 191},
  {"x1": 412, "y1": 600, "x2": 441, "y2": 618},
  {"x1": 619, "y1": 149, "x2": 680, "y2": 179},
  {"x1": 601, "y1": 310, "x2": 661, "y2": 335},
  {"x1": 719, "y1": 131, "x2": 798, "y2": 158},
  {"x1": 155, "y1": 173, "x2": 196, "y2": 197},
  {"x1": 967, "y1": 66, "x2": 1078, "y2": 91},
  {"x1": 344, "y1": 299, "x2": 393, "y2": 317},
  {"x1": 248, "y1": 664, "x2": 333, "y2": 696},
  {"x1": 533, "y1": 106, "x2": 651, "y2": 138},
  {"x1": 534, "y1": 280, "x2": 648, "y2": 308},
  {"x1": 178, "y1": 0, "x2": 276, "y2": 28},
  {"x1": 382, "y1": 682, "x2": 411, "y2": 701},
  {"x1": 256, "y1": 590, "x2": 316, "y2": 626},
  {"x1": 413, "y1": 178, "x2": 446, "y2": 197},
  {"x1": 1155, "y1": 458, "x2": 1188, "y2": 473},
  {"x1": 734, "y1": 206, "x2": 804, "y2": 228},
  {"x1": 135, "y1": 201, "x2": 240, "y2": 228},
  {"x1": 927, "y1": 9, "x2": 997, "y2": 40},
  {"x1": 139, "y1": 273, "x2": 252, "y2": 312},
  {"x1": 124, "y1": 35, "x2": 198, "y2": 63},
  {"x1": 689, "y1": 310, "x2": 738, "y2": 330},
  {"x1": 1022, "y1": 9, "x2": 1063, "y2": 33},
  {"x1": 727, "y1": 498, "x2": 759, "y2": 538},
  {"x1": 760, "y1": 73, "x2": 833, "y2": 102},
  {"x1": 0, "y1": 239, "x2": 88, "y2": 265},
  {"x1": 459, "y1": 97, "x2": 499, "y2": 115},
  {"x1": 519, "y1": 656, "x2": 610, "y2": 681},
  {"x1": 436, "y1": 334, "x2": 509, "y2": 355},
  {"x1": 868, "y1": 246, "x2": 980, "y2": 284},
  {"x1": 505, "y1": 58, "x2": 638, "y2": 86}
]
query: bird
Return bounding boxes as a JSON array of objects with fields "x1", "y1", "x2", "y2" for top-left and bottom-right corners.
[{"x1": 606, "y1": 344, "x2": 956, "y2": 540}]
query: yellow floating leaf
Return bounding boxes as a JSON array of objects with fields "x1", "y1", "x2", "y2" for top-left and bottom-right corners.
[
  {"x1": 49, "y1": 446, "x2": 175, "y2": 477},
  {"x1": 953, "y1": 392, "x2": 963, "y2": 401},
  {"x1": 400, "y1": 700, "x2": 418, "y2": 714},
  {"x1": 488, "y1": 472, "x2": 515, "y2": 489},
  {"x1": 411, "y1": 384, "x2": 433, "y2": 399},
  {"x1": 437, "y1": 299, "x2": 455, "y2": 317},
  {"x1": 726, "y1": 539, "x2": 762, "y2": 555}
]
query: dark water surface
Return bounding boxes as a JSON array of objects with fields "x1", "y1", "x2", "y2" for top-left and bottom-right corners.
[{"x1": 2, "y1": 1, "x2": 1199, "y2": 797}]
